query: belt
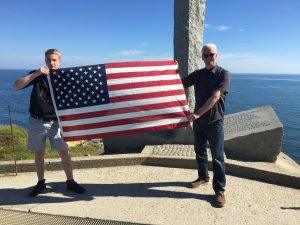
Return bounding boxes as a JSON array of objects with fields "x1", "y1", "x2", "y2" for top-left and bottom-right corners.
[{"x1": 30, "y1": 114, "x2": 57, "y2": 122}]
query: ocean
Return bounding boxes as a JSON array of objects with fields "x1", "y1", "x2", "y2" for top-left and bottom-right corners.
[{"x1": 0, "y1": 69, "x2": 299, "y2": 164}]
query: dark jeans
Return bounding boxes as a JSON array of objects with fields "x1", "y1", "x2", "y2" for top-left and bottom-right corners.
[{"x1": 193, "y1": 120, "x2": 226, "y2": 193}]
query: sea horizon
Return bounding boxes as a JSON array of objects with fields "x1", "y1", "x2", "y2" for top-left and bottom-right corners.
[{"x1": 0, "y1": 68, "x2": 300, "y2": 76}]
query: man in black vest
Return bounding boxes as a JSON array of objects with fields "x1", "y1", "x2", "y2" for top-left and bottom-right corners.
[{"x1": 182, "y1": 44, "x2": 230, "y2": 207}]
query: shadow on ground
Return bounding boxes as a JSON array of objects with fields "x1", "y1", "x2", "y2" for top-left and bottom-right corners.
[{"x1": 0, "y1": 181, "x2": 221, "y2": 208}]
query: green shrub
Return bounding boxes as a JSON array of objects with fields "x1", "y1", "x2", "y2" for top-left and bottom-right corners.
[
  {"x1": 0, "y1": 125, "x2": 100, "y2": 161},
  {"x1": 0, "y1": 125, "x2": 29, "y2": 160}
]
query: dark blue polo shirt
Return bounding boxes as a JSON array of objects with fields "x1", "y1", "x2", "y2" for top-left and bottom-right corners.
[{"x1": 182, "y1": 65, "x2": 230, "y2": 125}]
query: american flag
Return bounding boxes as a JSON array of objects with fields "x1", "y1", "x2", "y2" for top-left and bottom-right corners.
[{"x1": 47, "y1": 60, "x2": 190, "y2": 141}]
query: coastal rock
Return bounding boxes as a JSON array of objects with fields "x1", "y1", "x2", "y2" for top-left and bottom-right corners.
[{"x1": 224, "y1": 105, "x2": 283, "y2": 162}]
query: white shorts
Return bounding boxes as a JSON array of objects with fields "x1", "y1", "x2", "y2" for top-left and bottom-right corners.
[{"x1": 27, "y1": 116, "x2": 68, "y2": 152}]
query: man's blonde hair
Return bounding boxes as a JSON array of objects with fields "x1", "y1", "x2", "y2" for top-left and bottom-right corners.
[{"x1": 45, "y1": 49, "x2": 61, "y2": 58}]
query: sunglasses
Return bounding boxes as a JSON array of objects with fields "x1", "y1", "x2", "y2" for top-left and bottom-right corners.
[{"x1": 203, "y1": 53, "x2": 216, "y2": 58}]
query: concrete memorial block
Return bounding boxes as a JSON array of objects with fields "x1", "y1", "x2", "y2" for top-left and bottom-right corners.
[
  {"x1": 224, "y1": 105, "x2": 283, "y2": 162},
  {"x1": 103, "y1": 128, "x2": 193, "y2": 153}
]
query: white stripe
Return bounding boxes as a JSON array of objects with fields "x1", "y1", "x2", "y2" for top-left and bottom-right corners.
[
  {"x1": 63, "y1": 117, "x2": 189, "y2": 137},
  {"x1": 61, "y1": 105, "x2": 189, "y2": 126},
  {"x1": 107, "y1": 74, "x2": 180, "y2": 85},
  {"x1": 109, "y1": 84, "x2": 183, "y2": 97},
  {"x1": 56, "y1": 95, "x2": 187, "y2": 116},
  {"x1": 106, "y1": 65, "x2": 178, "y2": 74}
]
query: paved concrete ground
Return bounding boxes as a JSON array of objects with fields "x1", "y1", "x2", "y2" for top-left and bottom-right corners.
[
  {"x1": 0, "y1": 165, "x2": 300, "y2": 225},
  {"x1": 0, "y1": 145, "x2": 299, "y2": 224}
]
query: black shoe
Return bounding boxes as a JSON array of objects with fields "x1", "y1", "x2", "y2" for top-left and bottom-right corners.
[
  {"x1": 28, "y1": 179, "x2": 46, "y2": 197},
  {"x1": 66, "y1": 179, "x2": 86, "y2": 194}
]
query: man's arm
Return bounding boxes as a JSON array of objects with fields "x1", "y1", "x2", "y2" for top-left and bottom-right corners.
[
  {"x1": 13, "y1": 66, "x2": 49, "y2": 90},
  {"x1": 181, "y1": 70, "x2": 197, "y2": 88},
  {"x1": 187, "y1": 90, "x2": 222, "y2": 121}
]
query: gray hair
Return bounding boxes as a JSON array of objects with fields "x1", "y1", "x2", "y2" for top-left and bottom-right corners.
[{"x1": 202, "y1": 43, "x2": 217, "y2": 53}]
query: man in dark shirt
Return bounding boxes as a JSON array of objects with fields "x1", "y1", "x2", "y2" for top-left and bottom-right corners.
[
  {"x1": 182, "y1": 44, "x2": 230, "y2": 207},
  {"x1": 14, "y1": 49, "x2": 86, "y2": 197}
]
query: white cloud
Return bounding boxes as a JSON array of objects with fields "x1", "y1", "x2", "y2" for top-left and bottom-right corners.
[
  {"x1": 215, "y1": 25, "x2": 230, "y2": 31},
  {"x1": 138, "y1": 53, "x2": 173, "y2": 61},
  {"x1": 138, "y1": 42, "x2": 148, "y2": 46},
  {"x1": 204, "y1": 24, "x2": 230, "y2": 31},
  {"x1": 113, "y1": 50, "x2": 143, "y2": 57},
  {"x1": 219, "y1": 52, "x2": 259, "y2": 60}
]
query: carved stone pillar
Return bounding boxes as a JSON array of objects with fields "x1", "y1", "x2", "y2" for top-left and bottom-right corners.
[{"x1": 174, "y1": 0, "x2": 206, "y2": 112}]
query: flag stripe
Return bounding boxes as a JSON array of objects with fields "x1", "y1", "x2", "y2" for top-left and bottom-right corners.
[
  {"x1": 108, "y1": 79, "x2": 182, "y2": 91},
  {"x1": 106, "y1": 65, "x2": 178, "y2": 74},
  {"x1": 107, "y1": 74, "x2": 179, "y2": 85},
  {"x1": 56, "y1": 95, "x2": 187, "y2": 116},
  {"x1": 109, "y1": 84, "x2": 183, "y2": 97},
  {"x1": 62, "y1": 112, "x2": 188, "y2": 132},
  {"x1": 59, "y1": 99, "x2": 188, "y2": 121},
  {"x1": 110, "y1": 89, "x2": 185, "y2": 103},
  {"x1": 63, "y1": 121, "x2": 189, "y2": 141},
  {"x1": 105, "y1": 60, "x2": 177, "y2": 69},
  {"x1": 106, "y1": 69, "x2": 178, "y2": 80},
  {"x1": 60, "y1": 106, "x2": 188, "y2": 126},
  {"x1": 63, "y1": 117, "x2": 189, "y2": 138}
]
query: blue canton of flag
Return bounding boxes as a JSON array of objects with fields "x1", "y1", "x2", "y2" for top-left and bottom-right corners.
[{"x1": 49, "y1": 64, "x2": 109, "y2": 110}]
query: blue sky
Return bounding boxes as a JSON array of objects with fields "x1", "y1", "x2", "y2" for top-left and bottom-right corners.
[{"x1": 1, "y1": 0, "x2": 299, "y2": 74}]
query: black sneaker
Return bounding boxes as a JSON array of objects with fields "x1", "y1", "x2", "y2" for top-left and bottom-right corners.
[
  {"x1": 28, "y1": 179, "x2": 46, "y2": 197},
  {"x1": 66, "y1": 179, "x2": 86, "y2": 194}
]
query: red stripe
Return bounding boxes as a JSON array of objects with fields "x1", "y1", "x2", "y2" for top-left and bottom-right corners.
[
  {"x1": 106, "y1": 70, "x2": 178, "y2": 79},
  {"x1": 62, "y1": 112, "x2": 188, "y2": 132},
  {"x1": 110, "y1": 89, "x2": 185, "y2": 103},
  {"x1": 108, "y1": 79, "x2": 182, "y2": 91},
  {"x1": 105, "y1": 60, "x2": 177, "y2": 69},
  {"x1": 63, "y1": 121, "x2": 190, "y2": 141},
  {"x1": 59, "y1": 100, "x2": 188, "y2": 121}
]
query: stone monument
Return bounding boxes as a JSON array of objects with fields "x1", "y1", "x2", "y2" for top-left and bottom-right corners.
[
  {"x1": 224, "y1": 105, "x2": 283, "y2": 162},
  {"x1": 103, "y1": 0, "x2": 205, "y2": 151}
]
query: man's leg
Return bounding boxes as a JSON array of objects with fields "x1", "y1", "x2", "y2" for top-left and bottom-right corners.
[
  {"x1": 50, "y1": 121, "x2": 86, "y2": 193},
  {"x1": 28, "y1": 151, "x2": 47, "y2": 197},
  {"x1": 27, "y1": 117, "x2": 47, "y2": 197},
  {"x1": 58, "y1": 149, "x2": 73, "y2": 180},
  {"x1": 48, "y1": 121, "x2": 73, "y2": 180},
  {"x1": 207, "y1": 120, "x2": 226, "y2": 193},
  {"x1": 35, "y1": 151, "x2": 45, "y2": 180},
  {"x1": 192, "y1": 121, "x2": 210, "y2": 184},
  {"x1": 207, "y1": 120, "x2": 226, "y2": 206},
  {"x1": 58, "y1": 150, "x2": 86, "y2": 193}
]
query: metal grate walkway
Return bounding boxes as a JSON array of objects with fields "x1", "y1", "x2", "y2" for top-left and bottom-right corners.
[{"x1": 0, "y1": 208, "x2": 148, "y2": 225}]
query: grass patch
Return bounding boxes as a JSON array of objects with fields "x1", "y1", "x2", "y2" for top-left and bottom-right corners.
[{"x1": 0, "y1": 125, "x2": 101, "y2": 161}]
